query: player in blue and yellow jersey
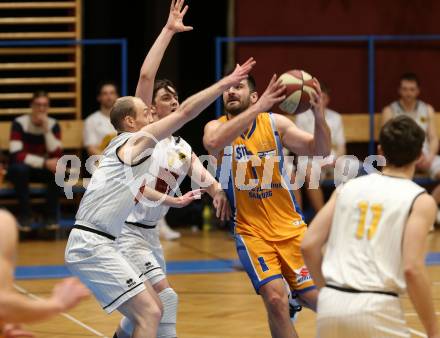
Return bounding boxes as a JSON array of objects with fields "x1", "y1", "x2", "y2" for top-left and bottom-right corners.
[{"x1": 204, "y1": 74, "x2": 331, "y2": 337}]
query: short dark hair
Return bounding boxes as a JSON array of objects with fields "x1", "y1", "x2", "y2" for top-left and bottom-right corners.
[
  {"x1": 379, "y1": 115, "x2": 425, "y2": 167},
  {"x1": 32, "y1": 90, "x2": 49, "y2": 103},
  {"x1": 246, "y1": 75, "x2": 256, "y2": 93},
  {"x1": 400, "y1": 72, "x2": 419, "y2": 86},
  {"x1": 110, "y1": 96, "x2": 137, "y2": 131},
  {"x1": 97, "y1": 81, "x2": 119, "y2": 95},
  {"x1": 153, "y1": 79, "x2": 178, "y2": 103}
]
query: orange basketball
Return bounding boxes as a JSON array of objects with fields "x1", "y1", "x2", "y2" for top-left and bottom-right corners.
[{"x1": 278, "y1": 70, "x2": 318, "y2": 115}]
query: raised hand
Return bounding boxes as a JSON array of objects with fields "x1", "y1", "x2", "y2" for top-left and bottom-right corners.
[
  {"x1": 255, "y1": 74, "x2": 286, "y2": 112},
  {"x1": 221, "y1": 57, "x2": 256, "y2": 88},
  {"x1": 212, "y1": 189, "x2": 231, "y2": 221},
  {"x1": 310, "y1": 77, "x2": 324, "y2": 116},
  {"x1": 173, "y1": 189, "x2": 205, "y2": 208},
  {"x1": 50, "y1": 277, "x2": 90, "y2": 311},
  {"x1": 166, "y1": 0, "x2": 193, "y2": 33}
]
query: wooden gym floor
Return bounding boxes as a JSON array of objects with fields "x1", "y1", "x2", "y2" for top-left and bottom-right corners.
[{"x1": 14, "y1": 229, "x2": 440, "y2": 338}]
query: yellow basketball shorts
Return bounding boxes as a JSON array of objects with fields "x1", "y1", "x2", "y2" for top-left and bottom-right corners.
[{"x1": 235, "y1": 231, "x2": 315, "y2": 294}]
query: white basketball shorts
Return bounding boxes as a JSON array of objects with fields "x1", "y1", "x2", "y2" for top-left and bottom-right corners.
[{"x1": 65, "y1": 228, "x2": 146, "y2": 313}]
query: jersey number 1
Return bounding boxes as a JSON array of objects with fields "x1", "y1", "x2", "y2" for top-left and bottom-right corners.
[{"x1": 356, "y1": 201, "x2": 383, "y2": 240}]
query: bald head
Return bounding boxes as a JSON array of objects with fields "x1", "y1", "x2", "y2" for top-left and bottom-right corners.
[{"x1": 110, "y1": 96, "x2": 137, "y2": 132}]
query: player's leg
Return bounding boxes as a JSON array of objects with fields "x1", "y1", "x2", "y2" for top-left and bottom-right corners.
[
  {"x1": 116, "y1": 282, "x2": 162, "y2": 338},
  {"x1": 276, "y1": 233, "x2": 318, "y2": 311},
  {"x1": 235, "y1": 234, "x2": 297, "y2": 338},
  {"x1": 118, "y1": 232, "x2": 177, "y2": 338},
  {"x1": 65, "y1": 229, "x2": 162, "y2": 338},
  {"x1": 259, "y1": 278, "x2": 298, "y2": 338}
]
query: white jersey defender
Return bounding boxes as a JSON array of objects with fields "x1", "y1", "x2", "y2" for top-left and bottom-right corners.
[
  {"x1": 318, "y1": 173, "x2": 425, "y2": 338},
  {"x1": 65, "y1": 132, "x2": 155, "y2": 313}
]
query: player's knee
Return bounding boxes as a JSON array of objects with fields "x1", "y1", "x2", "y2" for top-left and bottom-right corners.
[
  {"x1": 131, "y1": 293, "x2": 163, "y2": 327},
  {"x1": 265, "y1": 292, "x2": 288, "y2": 316}
]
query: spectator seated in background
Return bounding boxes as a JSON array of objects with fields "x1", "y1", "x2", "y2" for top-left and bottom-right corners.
[
  {"x1": 293, "y1": 84, "x2": 362, "y2": 214},
  {"x1": 7, "y1": 91, "x2": 63, "y2": 232},
  {"x1": 83, "y1": 81, "x2": 118, "y2": 158},
  {"x1": 382, "y1": 72, "x2": 440, "y2": 224}
]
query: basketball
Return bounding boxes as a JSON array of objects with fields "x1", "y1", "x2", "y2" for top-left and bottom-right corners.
[{"x1": 278, "y1": 70, "x2": 318, "y2": 115}]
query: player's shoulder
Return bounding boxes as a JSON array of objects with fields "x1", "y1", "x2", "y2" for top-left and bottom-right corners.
[
  {"x1": 412, "y1": 192, "x2": 436, "y2": 216},
  {"x1": 382, "y1": 102, "x2": 396, "y2": 113},
  {"x1": 419, "y1": 100, "x2": 435, "y2": 113},
  {"x1": 205, "y1": 115, "x2": 226, "y2": 132}
]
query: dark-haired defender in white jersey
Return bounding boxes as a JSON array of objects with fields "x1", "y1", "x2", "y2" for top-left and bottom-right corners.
[
  {"x1": 302, "y1": 115, "x2": 440, "y2": 338},
  {"x1": 114, "y1": 1, "x2": 231, "y2": 337},
  {"x1": 64, "y1": 10, "x2": 256, "y2": 336}
]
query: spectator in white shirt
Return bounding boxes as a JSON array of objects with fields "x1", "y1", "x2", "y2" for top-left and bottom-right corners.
[
  {"x1": 294, "y1": 85, "x2": 347, "y2": 212},
  {"x1": 83, "y1": 82, "x2": 118, "y2": 157}
]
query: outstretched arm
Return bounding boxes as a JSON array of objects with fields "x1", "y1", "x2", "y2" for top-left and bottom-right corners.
[
  {"x1": 402, "y1": 193, "x2": 439, "y2": 337},
  {"x1": 188, "y1": 152, "x2": 231, "y2": 221},
  {"x1": 275, "y1": 81, "x2": 331, "y2": 156},
  {"x1": 203, "y1": 74, "x2": 286, "y2": 156},
  {"x1": 118, "y1": 58, "x2": 256, "y2": 164},
  {"x1": 0, "y1": 211, "x2": 88, "y2": 326},
  {"x1": 135, "y1": 0, "x2": 192, "y2": 105}
]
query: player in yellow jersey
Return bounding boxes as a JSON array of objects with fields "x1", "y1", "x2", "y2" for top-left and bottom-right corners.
[{"x1": 203, "y1": 74, "x2": 331, "y2": 337}]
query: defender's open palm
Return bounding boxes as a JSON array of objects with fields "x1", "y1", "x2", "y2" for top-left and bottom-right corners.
[
  {"x1": 166, "y1": 0, "x2": 193, "y2": 33},
  {"x1": 50, "y1": 278, "x2": 90, "y2": 311},
  {"x1": 255, "y1": 74, "x2": 286, "y2": 112},
  {"x1": 222, "y1": 58, "x2": 256, "y2": 88},
  {"x1": 173, "y1": 189, "x2": 205, "y2": 208}
]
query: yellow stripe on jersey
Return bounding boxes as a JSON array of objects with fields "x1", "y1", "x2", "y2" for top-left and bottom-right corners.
[{"x1": 217, "y1": 112, "x2": 305, "y2": 241}]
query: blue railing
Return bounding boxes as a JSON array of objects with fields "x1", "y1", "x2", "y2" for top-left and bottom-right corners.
[
  {"x1": 215, "y1": 35, "x2": 440, "y2": 155},
  {"x1": 0, "y1": 38, "x2": 128, "y2": 96}
]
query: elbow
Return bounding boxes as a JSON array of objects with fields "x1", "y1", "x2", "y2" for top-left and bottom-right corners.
[
  {"x1": 138, "y1": 71, "x2": 153, "y2": 82},
  {"x1": 404, "y1": 263, "x2": 424, "y2": 280},
  {"x1": 203, "y1": 138, "x2": 220, "y2": 156}
]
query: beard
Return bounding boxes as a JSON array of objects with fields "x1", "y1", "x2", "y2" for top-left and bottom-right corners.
[{"x1": 224, "y1": 97, "x2": 252, "y2": 116}]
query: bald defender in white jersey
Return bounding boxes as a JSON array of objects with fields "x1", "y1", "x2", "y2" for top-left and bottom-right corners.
[
  {"x1": 64, "y1": 22, "x2": 256, "y2": 338},
  {"x1": 114, "y1": 2, "x2": 231, "y2": 337},
  {"x1": 302, "y1": 115, "x2": 440, "y2": 338}
]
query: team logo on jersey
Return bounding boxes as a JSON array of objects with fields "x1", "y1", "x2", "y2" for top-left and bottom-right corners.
[
  {"x1": 294, "y1": 266, "x2": 312, "y2": 285},
  {"x1": 235, "y1": 145, "x2": 253, "y2": 161},
  {"x1": 420, "y1": 116, "x2": 427, "y2": 124}
]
